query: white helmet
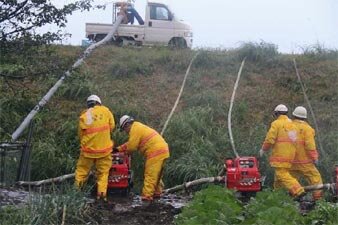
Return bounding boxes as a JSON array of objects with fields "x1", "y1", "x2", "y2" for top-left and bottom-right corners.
[
  {"x1": 293, "y1": 106, "x2": 307, "y2": 119},
  {"x1": 87, "y1": 95, "x2": 101, "y2": 104},
  {"x1": 274, "y1": 104, "x2": 288, "y2": 112},
  {"x1": 119, "y1": 115, "x2": 134, "y2": 130}
]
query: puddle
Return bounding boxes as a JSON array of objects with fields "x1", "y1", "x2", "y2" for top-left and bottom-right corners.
[
  {"x1": 0, "y1": 187, "x2": 31, "y2": 207},
  {"x1": 157, "y1": 193, "x2": 191, "y2": 209}
]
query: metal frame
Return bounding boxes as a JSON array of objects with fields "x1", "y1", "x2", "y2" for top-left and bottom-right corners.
[{"x1": 0, "y1": 121, "x2": 34, "y2": 186}]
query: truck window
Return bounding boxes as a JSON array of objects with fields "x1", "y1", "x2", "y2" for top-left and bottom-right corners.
[{"x1": 150, "y1": 5, "x2": 170, "y2": 21}]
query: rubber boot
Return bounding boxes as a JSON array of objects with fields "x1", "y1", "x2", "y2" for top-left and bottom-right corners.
[
  {"x1": 141, "y1": 195, "x2": 153, "y2": 207},
  {"x1": 96, "y1": 192, "x2": 108, "y2": 209},
  {"x1": 293, "y1": 192, "x2": 306, "y2": 202}
]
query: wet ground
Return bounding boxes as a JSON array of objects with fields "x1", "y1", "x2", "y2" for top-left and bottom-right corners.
[
  {"x1": 90, "y1": 194, "x2": 189, "y2": 225},
  {"x1": 0, "y1": 188, "x2": 190, "y2": 225},
  {"x1": 0, "y1": 187, "x2": 30, "y2": 207}
]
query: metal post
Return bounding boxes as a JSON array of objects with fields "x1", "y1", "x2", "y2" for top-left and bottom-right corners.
[
  {"x1": 0, "y1": 150, "x2": 5, "y2": 186},
  {"x1": 16, "y1": 121, "x2": 34, "y2": 181}
]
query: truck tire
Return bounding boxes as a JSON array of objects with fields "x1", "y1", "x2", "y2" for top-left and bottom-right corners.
[
  {"x1": 169, "y1": 37, "x2": 187, "y2": 49},
  {"x1": 113, "y1": 37, "x2": 124, "y2": 47},
  {"x1": 87, "y1": 34, "x2": 107, "y2": 42}
]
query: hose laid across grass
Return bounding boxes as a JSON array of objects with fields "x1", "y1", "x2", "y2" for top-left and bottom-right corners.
[
  {"x1": 227, "y1": 58, "x2": 246, "y2": 158},
  {"x1": 293, "y1": 59, "x2": 326, "y2": 158},
  {"x1": 160, "y1": 52, "x2": 199, "y2": 136}
]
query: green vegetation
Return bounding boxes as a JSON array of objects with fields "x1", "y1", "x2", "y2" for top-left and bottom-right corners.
[
  {"x1": 175, "y1": 185, "x2": 243, "y2": 225},
  {"x1": 1, "y1": 42, "x2": 337, "y2": 223},
  {"x1": 175, "y1": 185, "x2": 338, "y2": 225},
  {"x1": 1, "y1": 42, "x2": 337, "y2": 184},
  {"x1": 0, "y1": 185, "x2": 96, "y2": 225}
]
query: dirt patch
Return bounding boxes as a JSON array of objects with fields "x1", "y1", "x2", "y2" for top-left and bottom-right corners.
[
  {"x1": 89, "y1": 195, "x2": 186, "y2": 225},
  {"x1": 97, "y1": 202, "x2": 178, "y2": 225}
]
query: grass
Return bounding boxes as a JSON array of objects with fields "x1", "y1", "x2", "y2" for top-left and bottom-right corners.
[
  {"x1": 0, "y1": 42, "x2": 337, "y2": 199},
  {"x1": 0, "y1": 185, "x2": 97, "y2": 225}
]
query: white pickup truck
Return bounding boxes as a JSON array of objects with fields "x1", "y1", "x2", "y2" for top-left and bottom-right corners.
[{"x1": 85, "y1": 1, "x2": 193, "y2": 48}]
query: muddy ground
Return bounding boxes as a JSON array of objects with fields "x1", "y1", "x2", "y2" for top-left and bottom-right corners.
[
  {"x1": 90, "y1": 194, "x2": 187, "y2": 225},
  {"x1": 0, "y1": 188, "x2": 188, "y2": 225}
]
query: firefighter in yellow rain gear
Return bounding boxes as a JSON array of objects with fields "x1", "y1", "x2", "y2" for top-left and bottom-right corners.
[
  {"x1": 290, "y1": 106, "x2": 323, "y2": 201},
  {"x1": 115, "y1": 115, "x2": 170, "y2": 202},
  {"x1": 75, "y1": 95, "x2": 115, "y2": 201},
  {"x1": 259, "y1": 104, "x2": 305, "y2": 200}
]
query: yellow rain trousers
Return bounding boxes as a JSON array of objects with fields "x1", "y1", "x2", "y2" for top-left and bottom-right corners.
[
  {"x1": 117, "y1": 122, "x2": 170, "y2": 200},
  {"x1": 290, "y1": 119, "x2": 323, "y2": 200},
  {"x1": 262, "y1": 115, "x2": 305, "y2": 197},
  {"x1": 75, "y1": 105, "x2": 115, "y2": 197},
  {"x1": 143, "y1": 159, "x2": 167, "y2": 200},
  {"x1": 273, "y1": 168, "x2": 304, "y2": 197},
  {"x1": 75, "y1": 153, "x2": 112, "y2": 196}
]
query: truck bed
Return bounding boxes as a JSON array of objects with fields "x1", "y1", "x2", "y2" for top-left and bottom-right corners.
[{"x1": 85, "y1": 23, "x2": 145, "y2": 39}]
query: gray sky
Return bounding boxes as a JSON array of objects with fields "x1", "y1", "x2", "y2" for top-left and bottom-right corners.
[{"x1": 52, "y1": 0, "x2": 338, "y2": 53}]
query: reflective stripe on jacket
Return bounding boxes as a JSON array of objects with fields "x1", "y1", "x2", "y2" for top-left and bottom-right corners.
[
  {"x1": 262, "y1": 115, "x2": 297, "y2": 168},
  {"x1": 291, "y1": 119, "x2": 318, "y2": 167},
  {"x1": 118, "y1": 122, "x2": 169, "y2": 161},
  {"x1": 79, "y1": 105, "x2": 115, "y2": 158}
]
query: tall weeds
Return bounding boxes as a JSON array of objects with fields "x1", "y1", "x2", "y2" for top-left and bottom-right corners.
[
  {"x1": 0, "y1": 43, "x2": 337, "y2": 193},
  {"x1": 0, "y1": 185, "x2": 96, "y2": 225}
]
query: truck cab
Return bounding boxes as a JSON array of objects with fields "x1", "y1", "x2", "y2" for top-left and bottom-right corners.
[{"x1": 85, "y1": 1, "x2": 193, "y2": 48}]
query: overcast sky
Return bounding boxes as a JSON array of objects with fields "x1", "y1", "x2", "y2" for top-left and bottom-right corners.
[{"x1": 52, "y1": 0, "x2": 338, "y2": 53}]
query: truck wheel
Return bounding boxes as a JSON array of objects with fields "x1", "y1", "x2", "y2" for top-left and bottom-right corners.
[
  {"x1": 169, "y1": 38, "x2": 187, "y2": 49},
  {"x1": 93, "y1": 34, "x2": 106, "y2": 42},
  {"x1": 113, "y1": 37, "x2": 124, "y2": 47}
]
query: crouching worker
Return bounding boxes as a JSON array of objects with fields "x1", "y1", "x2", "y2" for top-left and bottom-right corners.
[
  {"x1": 115, "y1": 115, "x2": 170, "y2": 202},
  {"x1": 75, "y1": 95, "x2": 115, "y2": 202},
  {"x1": 259, "y1": 104, "x2": 306, "y2": 200},
  {"x1": 290, "y1": 106, "x2": 323, "y2": 201}
]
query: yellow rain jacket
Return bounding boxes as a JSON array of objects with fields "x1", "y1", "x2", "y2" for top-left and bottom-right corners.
[
  {"x1": 290, "y1": 119, "x2": 322, "y2": 200},
  {"x1": 118, "y1": 122, "x2": 169, "y2": 161},
  {"x1": 76, "y1": 105, "x2": 115, "y2": 197},
  {"x1": 262, "y1": 115, "x2": 297, "y2": 168},
  {"x1": 291, "y1": 119, "x2": 318, "y2": 164},
  {"x1": 78, "y1": 105, "x2": 115, "y2": 158},
  {"x1": 262, "y1": 115, "x2": 304, "y2": 197},
  {"x1": 118, "y1": 121, "x2": 169, "y2": 199}
]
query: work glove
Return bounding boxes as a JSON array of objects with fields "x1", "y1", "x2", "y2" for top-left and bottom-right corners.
[
  {"x1": 313, "y1": 159, "x2": 319, "y2": 166},
  {"x1": 258, "y1": 149, "x2": 265, "y2": 158},
  {"x1": 112, "y1": 147, "x2": 119, "y2": 153}
]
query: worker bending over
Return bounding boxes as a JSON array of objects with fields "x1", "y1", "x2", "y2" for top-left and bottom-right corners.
[
  {"x1": 259, "y1": 104, "x2": 305, "y2": 200},
  {"x1": 290, "y1": 106, "x2": 323, "y2": 201},
  {"x1": 75, "y1": 95, "x2": 115, "y2": 202},
  {"x1": 115, "y1": 115, "x2": 170, "y2": 202}
]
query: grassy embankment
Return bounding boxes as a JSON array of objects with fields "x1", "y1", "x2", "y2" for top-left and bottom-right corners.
[{"x1": 0, "y1": 42, "x2": 337, "y2": 224}]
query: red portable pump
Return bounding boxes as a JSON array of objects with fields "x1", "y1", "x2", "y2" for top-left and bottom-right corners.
[
  {"x1": 224, "y1": 156, "x2": 262, "y2": 193},
  {"x1": 107, "y1": 152, "x2": 133, "y2": 195}
]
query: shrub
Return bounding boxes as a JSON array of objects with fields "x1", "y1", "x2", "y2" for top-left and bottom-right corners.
[
  {"x1": 242, "y1": 189, "x2": 304, "y2": 225},
  {"x1": 305, "y1": 200, "x2": 338, "y2": 225},
  {"x1": 175, "y1": 185, "x2": 243, "y2": 225},
  {"x1": 301, "y1": 43, "x2": 338, "y2": 60},
  {"x1": 236, "y1": 41, "x2": 279, "y2": 63}
]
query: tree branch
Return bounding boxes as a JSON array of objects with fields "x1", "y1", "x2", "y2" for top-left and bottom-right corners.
[{"x1": 0, "y1": 0, "x2": 29, "y2": 23}]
